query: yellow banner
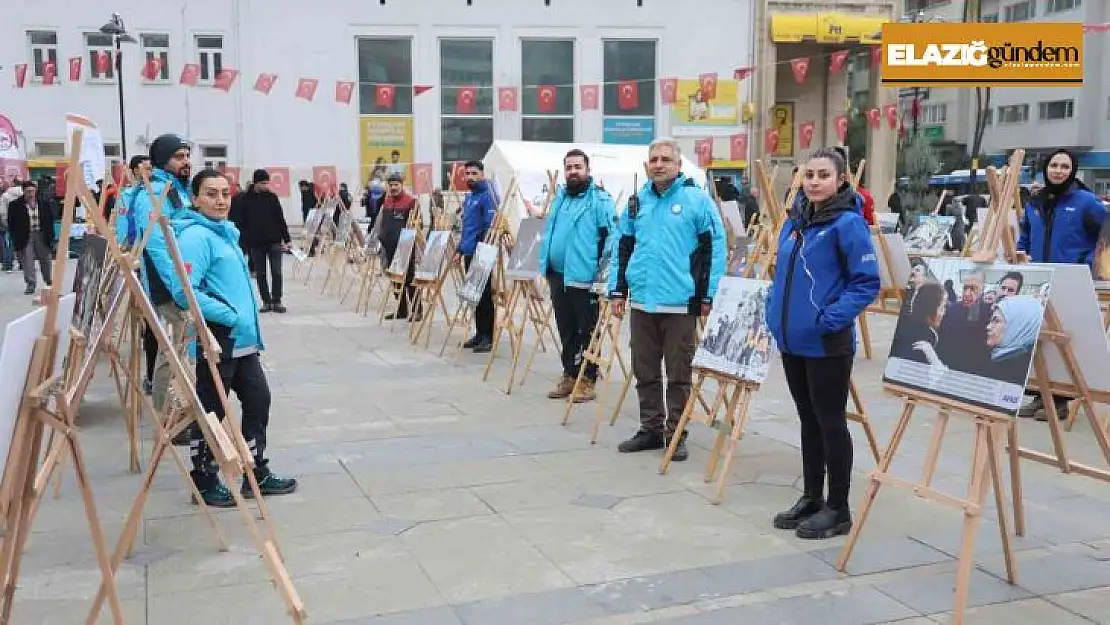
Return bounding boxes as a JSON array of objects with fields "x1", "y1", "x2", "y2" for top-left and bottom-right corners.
[
  {"x1": 881, "y1": 23, "x2": 1084, "y2": 87},
  {"x1": 359, "y1": 115, "x2": 415, "y2": 185},
  {"x1": 770, "y1": 103, "x2": 794, "y2": 159},
  {"x1": 771, "y1": 12, "x2": 886, "y2": 44},
  {"x1": 669, "y1": 79, "x2": 739, "y2": 136}
]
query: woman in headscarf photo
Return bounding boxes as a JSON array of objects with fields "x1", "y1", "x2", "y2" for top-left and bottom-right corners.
[{"x1": 981, "y1": 295, "x2": 1043, "y2": 384}]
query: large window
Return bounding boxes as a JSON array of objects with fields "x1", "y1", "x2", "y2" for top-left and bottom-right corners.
[
  {"x1": 922, "y1": 104, "x2": 948, "y2": 124},
  {"x1": 997, "y1": 104, "x2": 1030, "y2": 124},
  {"x1": 84, "y1": 33, "x2": 114, "y2": 82},
  {"x1": 1045, "y1": 0, "x2": 1079, "y2": 13},
  {"x1": 1003, "y1": 0, "x2": 1036, "y2": 21},
  {"x1": 441, "y1": 39, "x2": 494, "y2": 186},
  {"x1": 357, "y1": 38, "x2": 414, "y2": 115},
  {"x1": 1038, "y1": 99, "x2": 1074, "y2": 121},
  {"x1": 521, "y1": 40, "x2": 575, "y2": 143},
  {"x1": 27, "y1": 30, "x2": 58, "y2": 81},
  {"x1": 195, "y1": 35, "x2": 223, "y2": 84},
  {"x1": 602, "y1": 39, "x2": 656, "y2": 117},
  {"x1": 141, "y1": 34, "x2": 171, "y2": 81}
]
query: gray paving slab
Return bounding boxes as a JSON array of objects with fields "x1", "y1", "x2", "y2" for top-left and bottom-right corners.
[
  {"x1": 454, "y1": 586, "x2": 610, "y2": 625},
  {"x1": 698, "y1": 551, "x2": 843, "y2": 595},
  {"x1": 873, "y1": 564, "x2": 1033, "y2": 615},
  {"x1": 654, "y1": 585, "x2": 920, "y2": 625},
  {"x1": 812, "y1": 536, "x2": 952, "y2": 576}
]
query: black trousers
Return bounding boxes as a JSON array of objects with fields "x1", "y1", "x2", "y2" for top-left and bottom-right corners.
[
  {"x1": 142, "y1": 323, "x2": 158, "y2": 380},
  {"x1": 191, "y1": 353, "x2": 271, "y2": 481},
  {"x1": 463, "y1": 255, "x2": 495, "y2": 338},
  {"x1": 396, "y1": 259, "x2": 420, "y2": 317},
  {"x1": 781, "y1": 354, "x2": 854, "y2": 509},
  {"x1": 548, "y1": 272, "x2": 598, "y2": 380},
  {"x1": 250, "y1": 243, "x2": 284, "y2": 304}
]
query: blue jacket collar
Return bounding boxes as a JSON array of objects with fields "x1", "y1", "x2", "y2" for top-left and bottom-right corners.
[
  {"x1": 641, "y1": 173, "x2": 691, "y2": 199},
  {"x1": 176, "y1": 208, "x2": 238, "y2": 242}
]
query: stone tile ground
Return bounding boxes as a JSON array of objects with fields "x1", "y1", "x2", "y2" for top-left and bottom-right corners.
[{"x1": 3, "y1": 257, "x2": 1110, "y2": 624}]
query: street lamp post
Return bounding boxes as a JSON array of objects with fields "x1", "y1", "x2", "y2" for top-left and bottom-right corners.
[{"x1": 99, "y1": 13, "x2": 136, "y2": 163}]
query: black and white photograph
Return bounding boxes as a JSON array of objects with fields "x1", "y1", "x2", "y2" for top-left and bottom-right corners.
[
  {"x1": 725, "y1": 236, "x2": 750, "y2": 277},
  {"x1": 885, "y1": 257, "x2": 1053, "y2": 416},
  {"x1": 335, "y1": 209, "x2": 355, "y2": 245},
  {"x1": 416, "y1": 230, "x2": 451, "y2": 281},
  {"x1": 693, "y1": 277, "x2": 777, "y2": 383},
  {"x1": 506, "y1": 217, "x2": 545, "y2": 280},
  {"x1": 903, "y1": 215, "x2": 956, "y2": 255},
  {"x1": 72, "y1": 234, "x2": 108, "y2": 338},
  {"x1": 877, "y1": 212, "x2": 900, "y2": 234},
  {"x1": 460, "y1": 242, "x2": 498, "y2": 305},
  {"x1": 387, "y1": 228, "x2": 417, "y2": 277}
]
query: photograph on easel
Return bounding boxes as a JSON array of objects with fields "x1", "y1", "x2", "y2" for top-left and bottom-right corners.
[
  {"x1": 388, "y1": 228, "x2": 417, "y2": 276},
  {"x1": 725, "y1": 235, "x2": 750, "y2": 277},
  {"x1": 335, "y1": 209, "x2": 354, "y2": 245},
  {"x1": 460, "y1": 242, "x2": 498, "y2": 304},
  {"x1": 877, "y1": 212, "x2": 900, "y2": 234},
  {"x1": 416, "y1": 230, "x2": 451, "y2": 281},
  {"x1": 885, "y1": 257, "x2": 1054, "y2": 415},
  {"x1": 904, "y1": 215, "x2": 956, "y2": 255},
  {"x1": 71, "y1": 234, "x2": 108, "y2": 337},
  {"x1": 693, "y1": 277, "x2": 777, "y2": 383},
  {"x1": 1093, "y1": 213, "x2": 1110, "y2": 287},
  {"x1": 506, "y1": 217, "x2": 545, "y2": 280}
]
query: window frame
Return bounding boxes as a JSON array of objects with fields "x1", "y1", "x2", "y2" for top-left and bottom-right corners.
[
  {"x1": 601, "y1": 38, "x2": 658, "y2": 118},
  {"x1": 520, "y1": 38, "x2": 576, "y2": 143},
  {"x1": 997, "y1": 104, "x2": 1030, "y2": 124},
  {"x1": 1045, "y1": 0, "x2": 1079, "y2": 13},
  {"x1": 194, "y1": 34, "x2": 225, "y2": 85},
  {"x1": 27, "y1": 30, "x2": 59, "y2": 82},
  {"x1": 439, "y1": 37, "x2": 496, "y2": 186},
  {"x1": 199, "y1": 144, "x2": 229, "y2": 170},
  {"x1": 1037, "y1": 99, "x2": 1075, "y2": 121},
  {"x1": 1003, "y1": 0, "x2": 1036, "y2": 22},
  {"x1": 82, "y1": 32, "x2": 115, "y2": 83},
  {"x1": 356, "y1": 37, "x2": 415, "y2": 116},
  {"x1": 141, "y1": 32, "x2": 171, "y2": 82}
]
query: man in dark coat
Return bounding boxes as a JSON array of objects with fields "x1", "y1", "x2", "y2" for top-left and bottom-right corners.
[
  {"x1": 238, "y1": 169, "x2": 292, "y2": 313},
  {"x1": 8, "y1": 180, "x2": 55, "y2": 294}
]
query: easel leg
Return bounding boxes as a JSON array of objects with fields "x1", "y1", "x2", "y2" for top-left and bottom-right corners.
[
  {"x1": 1006, "y1": 421, "x2": 1025, "y2": 536},
  {"x1": 951, "y1": 422, "x2": 991, "y2": 625},
  {"x1": 659, "y1": 375, "x2": 706, "y2": 475},
  {"x1": 713, "y1": 385, "x2": 754, "y2": 504},
  {"x1": 848, "y1": 381, "x2": 881, "y2": 465},
  {"x1": 701, "y1": 384, "x2": 731, "y2": 482},
  {"x1": 857, "y1": 313, "x2": 873, "y2": 360},
  {"x1": 986, "y1": 422, "x2": 1017, "y2": 584}
]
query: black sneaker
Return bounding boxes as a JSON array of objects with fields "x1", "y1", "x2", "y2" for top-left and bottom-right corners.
[
  {"x1": 618, "y1": 430, "x2": 665, "y2": 453},
  {"x1": 472, "y1": 337, "x2": 493, "y2": 353},
  {"x1": 773, "y1": 495, "x2": 824, "y2": 530},
  {"x1": 462, "y1": 335, "x2": 480, "y2": 349},
  {"x1": 385, "y1": 312, "x2": 408, "y2": 321},
  {"x1": 259, "y1": 302, "x2": 273, "y2": 313},
  {"x1": 795, "y1": 505, "x2": 852, "y2": 540},
  {"x1": 272, "y1": 301, "x2": 287, "y2": 314},
  {"x1": 24, "y1": 285, "x2": 35, "y2": 295},
  {"x1": 191, "y1": 481, "x2": 237, "y2": 508},
  {"x1": 1035, "y1": 399, "x2": 1070, "y2": 422},
  {"x1": 243, "y1": 470, "x2": 298, "y2": 498}
]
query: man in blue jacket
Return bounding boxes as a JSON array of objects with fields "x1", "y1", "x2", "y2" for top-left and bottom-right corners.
[
  {"x1": 609, "y1": 138, "x2": 726, "y2": 462},
  {"x1": 454, "y1": 160, "x2": 499, "y2": 352},
  {"x1": 538, "y1": 149, "x2": 616, "y2": 402},
  {"x1": 115, "y1": 134, "x2": 195, "y2": 443}
]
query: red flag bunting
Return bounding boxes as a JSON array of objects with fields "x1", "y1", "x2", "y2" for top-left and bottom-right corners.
[
  {"x1": 456, "y1": 86, "x2": 477, "y2": 114},
  {"x1": 95, "y1": 51, "x2": 110, "y2": 76},
  {"x1": 214, "y1": 69, "x2": 239, "y2": 91},
  {"x1": 14, "y1": 64, "x2": 27, "y2": 89},
  {"x1": 375, "y1": 84, "x2": 396, "y2": 109},
  {"x1": 798, "y1": 121, "x2": 816, "y2": 150},
  {"x1": 866, "y1": 107, "x2": 882, "y2": 129},
  {"x1": 617, "y1": 80, "x2": 639, "y2": 110},
  {"x1": 698, "y1": 73, "x2": 718, "y2": 100},
  {"x1": 141, "y1": 57, "x2": 162, "y2": 81},
  {"x1": 537, "y1": 84, "x2": 557, "y2": 114},
  {"x1": 579, "y1": 84, "x2": 599, "y2": 110},
  {"x1": 733, "y1": 67, "x2": 754, "y2": 81},
  {"x1": 254, "y1": 72, "x2": 276, "y2": 94},
  {"x1": 414, "y1": 84, "x2": 435, "y2": 96},
  {"x1": 313, "y1": 165, "x2": 338, "y2": 196},
  {"x1": 180, "y1": 63, "x2": 200, "y2": 86},
  {"x1": 883, "y1": 104, "x2": 898, "y2": 130},
  {"x1": 220, "y1": 166, "x2": 241, "y2": 189},
  {"x1": 68, "y1": 57, "x2": 82, "y2": 82},
  {"x1": 830, "y1": 50, "x2": 849, "y2": 75},
  {"x1": 694, "y1": 138, "x2": 713, "y2": 168},
  {"x1": 450, "y1": 162, "x2": 468, "y2": 192},
  {"x1": 412, "y1": 163, "x2": 433, "y2": 194},
  {"x1": 764, "y1": 128, "x2": 780, "y2": 154},
  {"x1": 43, "y1": 61, "x2": 57, "y2": 86},
  {"x1": 659, "y1": 78, "x2": 677, "y2": 105},
  {"x1": 729, "y1": 133, "x2": 748, "y2": 161},
  {"x1": 335, "y1": 80, "x2": 354, "y2": 104},
  {"x1": 834, "y1": 114, "x2": 849, "y2": 142},
  {"x1": 790, "y1": 58, "x2": 810, "y2": 85},
  {"x1": 295, "y1": 78, "x2": 319, "y2": 101},
  {"x1": 871, "y1": 46, "x2": 882, "y2": 69},
  {"x1": 266, "y1": 167, "x2": 291, "y2": 197},
  {"x1": 498, "y1": 86, "x2": 517, "y2": 112}
]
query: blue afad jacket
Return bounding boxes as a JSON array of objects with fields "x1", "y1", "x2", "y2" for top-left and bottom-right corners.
[
  {"x1": 457, "y1": 180, "x2": 498, "y2": 256},
  {"x1": 608, "y1": 174, "x2": 726, "y2": 314},
  {"x1": 114, "y1": 169, "x2": 192, "y2": 306},
  {"x1": 172, "y1": 210, "x2": 264, "y2": 358},
  {"x1": 1018, "y1": 181, "x2": 1106, "y2": 266},
  {"x1": 766, "y1": 185, "x2": 881, "y2": 359},
  {"x1": 537, "y1": 180, "x2": 616, "y2": 288}
]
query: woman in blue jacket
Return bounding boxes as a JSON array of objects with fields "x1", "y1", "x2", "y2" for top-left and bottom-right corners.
[
  {"x1": 174, "y1": 169, "x2": 297, "y2": 507},
  {"x1": 765, "y1": 147, "x2": 881, "y2": 540}
]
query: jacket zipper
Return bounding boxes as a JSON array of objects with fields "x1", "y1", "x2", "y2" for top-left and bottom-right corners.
[
  {"x1": 1040, "y1": 203, "x2": 1054, "y2": 263},
  {"x1": 780, "y1": 229, "x2": 803, "y2": 354}
]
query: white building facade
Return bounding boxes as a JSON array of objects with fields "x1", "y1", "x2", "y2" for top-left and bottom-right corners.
[{"x1": 2, "y1": 0, "x2": 757, "y2": 196}]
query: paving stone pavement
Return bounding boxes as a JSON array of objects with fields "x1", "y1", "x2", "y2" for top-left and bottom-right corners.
[{"x1": 4, "y1": 256, "x2": 1110, "y2": 624}]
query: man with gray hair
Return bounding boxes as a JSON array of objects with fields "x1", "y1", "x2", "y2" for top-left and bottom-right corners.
[{"x1": 608, "y1": 138, "x2": 726, "y2": 462}]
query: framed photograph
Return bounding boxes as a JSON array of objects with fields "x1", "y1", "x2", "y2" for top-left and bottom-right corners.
[
  {"x1": 460, "y1": 242, "x2": 498, "y2": 305},
  {"x1": 416, "y1": 230, "x2": 451, "y2": 281},
  {"x1": 72, "y1": 234, "x2": 108, "y2": 338},
  {"x1": 884, "y1": 257, "x2": 1053, "y2": 416},
  {"x1": 387, "y1": 229, "x2": 417, "y2": 278},
  {"x1": 904, "y1": 215, "x2": 956, "y2": 255},
  {"x1": 693, "y1": 277, "x2": 777, "y2": 383},
  {"x1": 506, "y1": 217, "x2": 545, "y2": 280}
]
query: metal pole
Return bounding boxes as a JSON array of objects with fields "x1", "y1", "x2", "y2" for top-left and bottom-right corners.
[{"x1": 115, "y1": 36, "x2": 128, "y2": 162}]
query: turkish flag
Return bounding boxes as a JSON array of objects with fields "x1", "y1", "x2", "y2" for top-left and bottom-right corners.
[
  {"x1": 883, "y1": 104, "x2": 899, "y2": 130},
  {"x1": 68, "y1": 57, "x2": 82, "y2": 82},
  {"x1": 214, "y1": 68, "x2": 239, "y2": 91},
  {"x1": 830, "y1": 50, "x2": 849, "y2": 75},
  {"x1": 834, "y1": 115, "x2": 849, "y2": 142},
  {"x1": 414, "y1": 84, "x2": 435, "y2": 97},
  {"x1": 254, "y1": 73, "x2": 276, "y2": 94},
  {"x1": 335, "y1": 80, "x2": 354, "y2": 104},
  {"x1": 698, "y1": 73, "x2": 718, "y2": 100},
  {"x1": 694, "y1": 138, "x2": 713, "y2": 168},
  {"x1": 295, "y1": 78, "x2": 319, "y2": 101},
  {"x1": 867, "y1": 108, "x2": 882, "y2": 130},
  {"x1": 911, "y1": 97, "x2": 922, "y2": 122},
  {"x1": 266, "y1": 167, "x2": 291, "y2": 197},
  {"x1": 43, "y1": 61, "x2": 57, "y2": 85},
  {"x1": 498, "y1": 86, "x2": 518, "y2": 112},
  {"x1": 579, "y1": 84, "x2": 599, "y2": 110},
  {"x1": 96, "y1": 51, "x2": 110, "y2": 76},
  {"x1": 376, "y1": 84, "x2": 396, "y2": 109},
  {"x1": 313, "y1": 166, "x2": 338, "y2": 197},
  {"x1": 764, "y1": 128, "x2": 780, "y2": 154},
  {"x1": 730, "y1": 133, "x2": 748, "y2": 161},
  {"x1": 141, "y1": 57, "x2": 162, "y2": 81},
  {"x1": 790, "y1": 58, "x2": 810, "y2": 85},
  {"x1": 537, "y1": 85, "x2": 557, "y2": 114},
  {"x1": 55, "y1": 163, "x2": 68, "y2": 193},
  {"x1": 111, "y1": 163, "x2": 127, "y2": 187},
  {"x1": 871, "y1": 46, "x2": 882, "y2": 71},
  {"x1": 220, "y1": 166, "x2": 241, "y2": 189},
  {"x1": 0, "y1": 159, "x2": 29, "y2": 183},
  {"x1": 450, "y1": 162, "x2": 468, "y2": 191},
  {"x1": 733, "y1": 67, "x2": 753, "y2": 81},
  {"x1": 617, "y1": 80, "x2": 639, "y2": 110},
  {"x1": 457, "y1": 86, "x2": 477, "y2": 114},
  {"x1": 180, "y1": 63, "x2": 200, "y2": 86},
  {"x1": 14, "y1": 64, "x2": 27, "y2": 88},
  {"x1": 412, "y1": 163, "x2": 433, "y2": 194},
  {"x1": 798, "y1": 121, "x2": 816, "y2": 150},
  {"x1": 659, "y1": 78, "x2": 677, "y2": 105}
]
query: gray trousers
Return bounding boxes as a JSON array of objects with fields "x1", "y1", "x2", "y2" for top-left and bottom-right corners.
[{"x1": 22, "y1": 233, "x2": 52, "y2": 287}]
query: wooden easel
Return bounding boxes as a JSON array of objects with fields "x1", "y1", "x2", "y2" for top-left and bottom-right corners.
[
  {"x1": 560, "y1": 297, "x2": 633, "y2": 443},
  {"x1": 0, "y1": 142, "x2": 128, "y2": 625},
  {"x1": 744, "y1": 161, "x2": 798, "y2": 280},
  {"x1": 410, "y1": 234, "x2": 456, "y2": 348}
]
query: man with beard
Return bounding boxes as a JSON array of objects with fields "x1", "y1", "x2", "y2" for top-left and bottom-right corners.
[
  {"x1": 379, "y1": 173, "x2": 421, "y2": 320},
  {"x1": 609, "y1": 138, "x2": 726, "y2": 463},
  {"x1": 454, "y1": 160, "x2": 498, "y2": 352},
  {"x1": 238, "y1": 169, "x2": 292, "y2": 313},
  {"x1": 120, "y1": 133, "x2": 195, "y2": 444},
  {"x1": 537, "y1": 149, "x2": 615, "y2": 402}
]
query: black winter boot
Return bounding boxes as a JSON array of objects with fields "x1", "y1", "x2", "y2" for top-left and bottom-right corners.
[
  {"x1": 795, "y1": 504, "x2": 852, "y2": 540},
  {"x1": 773, "y1": 495, "x2": 824, "y2": 530}
]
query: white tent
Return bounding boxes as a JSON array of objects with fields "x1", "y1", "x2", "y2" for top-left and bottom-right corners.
[{"x1": 481, "y1": 140, "x2": 708, "y2": 235}]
